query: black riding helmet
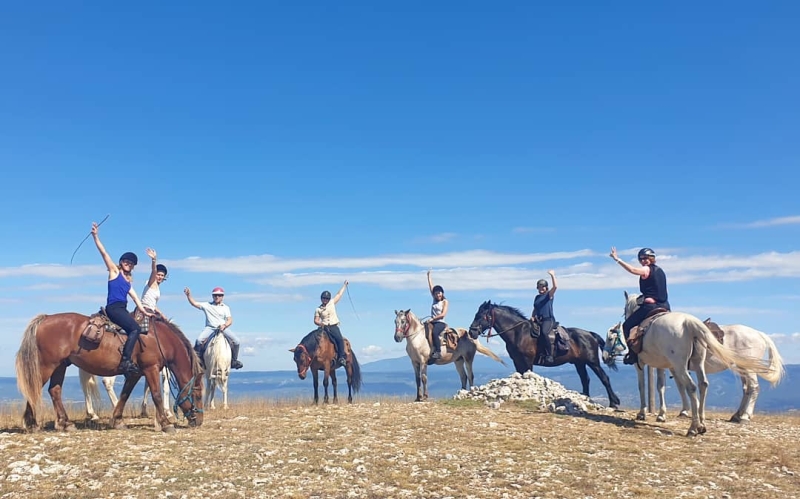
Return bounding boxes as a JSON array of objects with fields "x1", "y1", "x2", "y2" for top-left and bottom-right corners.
[
  {"x1": 156, "y1": 264, "x2": 168, "y2": 275},
  {"x1": 119, "y1": 252, "x2": 138, "y2": 265},
  {"x1": 432, "y1": 285, "x2": 444, "y2": 294},
  {"x1": 321, "y1": 290, "x2": 332, "y2": 300},
  {"x1": 638, "y1": 248, "x2": 656, "y2": 259},
  {"x1": 536, "y1": 279, "x2": 548, "y2": 288}
]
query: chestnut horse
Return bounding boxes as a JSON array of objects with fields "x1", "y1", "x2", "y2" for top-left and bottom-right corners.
[
  {"x1": 15, "y1": 313, "x2": 204, "y2": 433},
  {"x1": 290, "y1": 328, "x2": 362, "y2": 404}
]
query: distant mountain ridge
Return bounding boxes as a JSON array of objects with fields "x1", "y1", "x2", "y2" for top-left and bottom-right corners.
[{"x1": 0, "y1": 356, "x2": 797, "y2": 413}]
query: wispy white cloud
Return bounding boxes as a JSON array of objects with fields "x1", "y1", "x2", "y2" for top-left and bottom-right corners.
[
  {"x1": 46, "y1": 294, "x2": 106, "y2": 304},
  {"x1": 418, "y1": 232, "x2": 458, "y2": 243},
  {"x1": 512, "y1": 227, "x2": 555, "y2": 234},
  {"x1": 768, "y1": 332, "x2": 800, "y2": 344},
  {"x1": 719, "y1": 215, "x2": 800, "y2": 229},
  {"x1": 0, "y1": 264, "x2": 100, "y2": 279}
]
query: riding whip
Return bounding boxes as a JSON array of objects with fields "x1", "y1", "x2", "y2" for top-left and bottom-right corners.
[
  {"x1": 70, "y1": 214, "x2": 110, "y2": 264},
  {"x1": 345, "y1": 282, "x2": 360, "y2": 321}
]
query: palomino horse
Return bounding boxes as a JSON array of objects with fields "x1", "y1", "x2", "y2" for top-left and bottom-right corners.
[
  {"x1": 393, "y1": 309, "x2": 506, "y2": 402},
  {"x1": 15, "y1": 313, "x2": 204, "y2": 433},
  {"x1": 80, "y1": 367, "x2": 173, "y2": 421},
  {"x1": 290, "y1": 328, "x2": 362, "y2": 404},
  {"x1": 602, "y1": 292, "x2": 770, "y2": 436},
  {"x1": 468, "y1": 300, "x2": 621, "y2": 409},
  {"x1": 203, "y1": 329, "x2": 232, "y2": 410},
  {"x1": 604, "y1": 320, "x2": 785, "y2": 424}
]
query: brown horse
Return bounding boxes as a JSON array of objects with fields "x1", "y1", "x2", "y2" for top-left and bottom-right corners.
[
  {"x1": 468, "y1": 301, "x2": 621, "y2": 409},
  {"x1": 289, "y1": 328, "x2": 362, "y2": 404},
  {"x1": 15, "y1": 313, "x2": 204, "y2": 433}
]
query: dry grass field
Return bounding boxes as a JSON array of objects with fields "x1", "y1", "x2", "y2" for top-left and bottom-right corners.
[{"x1": 1, "y1": 396, "x2": 798, "y2": 499}]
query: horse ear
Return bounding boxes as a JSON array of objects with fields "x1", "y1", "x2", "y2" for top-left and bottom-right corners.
[
  {"x1": 404, "y1": 309, "x2": 410, "y2": 314},
  {"x1": 289, "y1": 348, "x2": 295, "y2": 353},
  {"x1": 623, "y1": 290, "x2": 628, "y2": 300},
  {"x1": 394, "y1": 309, "x2": 398, "y2": 315}
]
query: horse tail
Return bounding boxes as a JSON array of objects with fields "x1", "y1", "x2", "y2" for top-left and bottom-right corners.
[
  {"x1": 687, "y1": 317, "x2": 770, "y2": 376},
  {"x1": 15, "y1": 314, "x2": 46, "y2": 425},
  {"x1": 349, "y1": 351, "x2": 362, "y2": 394},
  {"x1": 755, "y1": 329, "x2": 786, "y2": 387},
  {"x1": 590, "y1": 331, "x2": 606, "y2": 350},
  {"x1": 79, "y1": 368, "x2": 101, "y2": 408},
  {"x1": 474, "y1": 340, "x2": 506, "y2": 366}
]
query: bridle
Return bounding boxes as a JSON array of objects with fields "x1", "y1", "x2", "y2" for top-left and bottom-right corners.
[
  {"x1": 476, "y1": 305, "x2": 528, "y2": 340},
  {"x1": 395, "y1": 311, "x2": 424, "y2": 339},
  {"x1": 294, "y1": 343, "x2": 312, "y2": 376},
  {"x1": 152, "y1": 320, "x2": 203, "y2": 421}
]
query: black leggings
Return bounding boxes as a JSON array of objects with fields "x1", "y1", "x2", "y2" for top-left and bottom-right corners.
[
  {"x1": 325, "y1": 324, "x2": 346, "y2": 359},
  {"x1": 538, "y1": 318, "x2": 554, "y2": 356},
  {"x1": 622, "y1": 301, "x2": 670, "y2": 340},
  {"x1": 106, "y1": 301, "x2": 141, "y2": 360},
  {"x1": 430, "y1": 322, "x2": 446, "y2": 350}
]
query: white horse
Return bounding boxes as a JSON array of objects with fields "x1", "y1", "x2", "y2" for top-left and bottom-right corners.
[
  {"x1": 394, "y1": 309, "x2": 505, "y2": 402},
  {"x1": 80, "y1": 367, "x2": 172, "y2": 421},
  {"x1": 203, "y1": 330, "x2": 231, "y2": 410},
  {"x1": 602, "y1": 292, "x2": 770, "y2": 436}
]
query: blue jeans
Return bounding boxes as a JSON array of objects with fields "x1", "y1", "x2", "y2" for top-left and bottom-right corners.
[{"x1": 197, "y1": 326, "x2": 240, "y2": 346}]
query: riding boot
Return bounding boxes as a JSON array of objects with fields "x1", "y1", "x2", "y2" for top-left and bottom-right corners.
[
  {"x1": 623, "y1": 351, "x2": 639, "y2": 365},
  {"x1": 230, "y1": 343, "x2": 243, "y2": 370},
  {"x1": 194, "y1": 340, "x2": 206, "y2": 369},
  {"x1": 335, "y1": 338, "x2": 347, "y2": 367},
  {"x1": 119, "y1": 329, "x2": 141, "y2": 376}
]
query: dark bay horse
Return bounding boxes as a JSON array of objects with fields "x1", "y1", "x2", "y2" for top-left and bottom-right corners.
[
  {"x1": 15, "y1": 313, "x2": 204, "y2": 433},
  {"x1": 468, "y1": 300, "x2": 620, "y2": 409},
  {"x1": 290, "y1": 328, "x2": 362, "y2": 404}
]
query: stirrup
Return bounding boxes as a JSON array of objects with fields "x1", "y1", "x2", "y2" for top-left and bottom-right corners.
[
  {"x1": 119, "y1": 359, "x2": 140, "y2": 376},
  {"x1": 231, "y1": 360, "x2": 243, "y2": 370}
]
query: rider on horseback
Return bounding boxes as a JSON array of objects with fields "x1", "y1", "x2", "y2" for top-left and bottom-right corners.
[
  {"x1": 139, "y1": 247, "x2": 167, "y2": 318},
  {"x1": 425, "y1": 270, "x2": 449, "y2": 365},
  {"x1": 185, "y1": 287, "x2": 243, "y2": 370},
  {"x1": 314, "y1": 280, "x2": 349, "y2": 368},
  {"x1": 531, "y1": 270, "x2": 557, "y2": 365},
  {"x1": 610, "y1": 247, "x2": 671, "y2": 365},
  {"x1": 91, "y1": 222, "x2": 153, "y2": 376}
]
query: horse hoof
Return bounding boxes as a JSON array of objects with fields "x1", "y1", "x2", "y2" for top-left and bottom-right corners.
[
  {"x1": 678, "y1": 411, "x2": 691, "y2": 419},
  {"x1": 729, "y1": 414, "x2": 741, "y2": 423},
  {"x1": 686, "y1": 429, "x2": 698, "y2": 437},
  {"x1": 697, "y1": 425, "x2": 707, "y2": 434},
  {"x1": 162, "y1": 425, "x2": 176, "y2": 434},
  {"x1": 636, "y1": 413, "x2": 646, "y2": 421},
  {"x1": 656, "y1": 415, "x2": 666, "y2": 423}
]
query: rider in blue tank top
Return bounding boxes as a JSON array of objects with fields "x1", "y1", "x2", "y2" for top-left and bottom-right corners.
[{"x1": 91, "y1": 221, "x2": 153, "y2": 376}]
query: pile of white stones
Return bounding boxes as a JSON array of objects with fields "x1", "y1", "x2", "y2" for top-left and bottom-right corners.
[{"x1": 453, "y1": 371, "x2": 608, "y2": 415}]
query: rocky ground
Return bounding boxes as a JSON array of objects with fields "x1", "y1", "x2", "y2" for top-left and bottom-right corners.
[{"x1": 1, "y1": 373, "x2": 798, "y2": 498}]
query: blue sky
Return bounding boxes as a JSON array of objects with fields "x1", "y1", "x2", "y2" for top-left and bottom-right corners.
[{"x1": 0, "y1": 2, "x2": 799, "y2": 376}]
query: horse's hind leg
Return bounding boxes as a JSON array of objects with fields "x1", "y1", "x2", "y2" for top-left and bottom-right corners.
[
  {"x1": 312, "y1": 369, "x2": 320, "y2": 405},
  {"x1": 731, "y1": 373, "x2": 758, "y2": 423},
  {"x1": 49, "y1": 363, "x2": 76, "y2": 432},
  {"x1": 331, "y1": 370, "x2": 339, "y2": 404},
  {"x1": 656, "y1": 368, "x2": 667, "y2": 423},
  {"x1": 322, "y1": 371, "x2": 330, "y2": 404},
  {"x1": 586, "y1": 361, "x2": 620, "y2": 409},
  {"x1": 110, "y1": 374, "x2": 141, "y2": 430},
  {"x1": 454, "y1": 358, "x2": 468, "y2": 390},
  {"x1": 413, "y1": 362, "x2": 423, "y2": 402},
  {"x1": 346, "y1": 365, "x2": 353, "y2": 403}
]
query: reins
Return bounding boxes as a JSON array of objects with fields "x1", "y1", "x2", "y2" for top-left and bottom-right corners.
[{"x1": 151, "y1": 320, "x2": 203, "y2": 420}]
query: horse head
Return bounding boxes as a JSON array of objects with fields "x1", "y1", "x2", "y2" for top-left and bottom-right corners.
[
  {"x1": 159, "y1": 320, "x2": 205, "y2": 427},
  {"x1": 289, "y1": 343, "x2": 312, "y2": 379},
  {"x1": 469, "y1": 301, "x2": 495, "y2": 339},
  {"x1": 393, "y1": 309, "x2": 415, "y2": 342},
  {"x1": 602, "y1": 321, "x2": 626, "y2": 369}
]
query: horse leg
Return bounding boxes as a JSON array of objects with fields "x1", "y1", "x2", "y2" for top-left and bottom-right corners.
[
  {"x1": 454, "y1": 358, "x2": 468, "y2": 390},
  {"x1": 322, "y1": 370, "x2": 330, "y2": 404},
  {"x1": 49, "y1": 363, "x2": 76, "y2": 432},
  {"x1": 732, "y1": 373, "x2": 758, "y2": 423},
  {"x1": 672, "y1": 368, "x2": 691, "y2": 418},
  {"x1": 110, "y1": 374, "x2": 141, "y2": 430},
  {"x1": 79, "y1": 369, "x2": 100, "y2": 421},
  {"x1": 143, "y1": 367, "x2": 174, "y2": 433},
  {"x1": 205, "y1": 370, "x2": 216, "y2": 410},
  {"x1": 346, "y1": 363, "x2": 353, "y2": 404},
  {"x1": 141, "y1": 383, "x2": 151, "y2": 417},
  {"x1": 331, "y1": 368, "x2": 339, "y2": 404},
  {"x1": 672, "y1": 367, "x2": 700, "y2": 436},
  {"x1": 465, "y1": 355, "x2": 475, "y2": 389},
  {"x1": 162, "y1": 368, "x2": 174, "y2": 419},
  {"x1": 421, "y1": 364, "x2": 429, "y2": 401},
  {"x1": 655, "y1": 368, "x2": 667, "y2": 423},
  {"x1": 586, "y1": 361, "x2": 620, "y2": 409},
  {"x1": 413, "y1": 362, "x2": 423, "y2": 402},
  {"x1": 222, "y1": 374, "x2": 229, "y2": 410},
  {"x1": 575, "y1": 363, "x2": 591, "y2": 397},
  {"x1": 636, "y1": 365, "x2": 647, "y2": 421},
  {"x1": 312, "y1": 369, "x2": 320, "y2": 405},
  {"x1": 695, "y1": 364, "x2": 709, "y2": 435}
]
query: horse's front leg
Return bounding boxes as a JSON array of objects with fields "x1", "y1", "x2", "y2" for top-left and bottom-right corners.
[
  {"x1": 110, "y1": 374, "x2": 141, "y2": 430},
  {"x1": 222, "y1": 375, "x2": 229, "y2": 410},
  {"x1": 656, "y1": 368, "x2": 667, "y2": 423},
  {"x1": 331, "y1": 368, "x2": 339, "y2": 404},
  {"x1": 346, "y1": 363, "x2": 354, "y2": 403},
  {"x1": 575, "y1": 363, "x2": 590, "y2": 397},
  {"x1": 454, "y1": 358, "x2": 468, "y2": 390},
  {"x1": 421, "y1": 364, "x2": 429, "y2": 400},
  {"x1": 49, "y1": 363, "x2": 75, "y2": 432},
  {"x1": 636, "y1": 365, "x2": 647, "y2": 421},
  {"x1": 143, "y1": 367, "x2": 174, "y2": 433},
  {"x1": 312, "y1": 369, "x2": 320, "y2": 405},
  {"x1": 413, "y1": 362, "x2": 423, "y2": 402},
  {"x1": 322, "y1": 370, "x2": 330, "y2": 404},
  {"x1": 205, "y1": 373, "x2": 216, "y2": 410}
]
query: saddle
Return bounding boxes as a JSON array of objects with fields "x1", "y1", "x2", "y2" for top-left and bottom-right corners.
[
  {"x1": 319, "y1": 327, "x2": 352, "y2": 358},
  {"x1": 424, "y1": 322, "x2": 460, "y2": 352},
  {"x1": 80, "y1": 307, "x2": 150, "y2": 344},
  {"x1": 627, "y1": 308, "x2": 670, "y2": 354},
  {"x1": 703, "y1": 318, "x2": 725, "y2": 345},
  {"x1": 532, "y1": 321, "x2": 570, "y2": 364}
]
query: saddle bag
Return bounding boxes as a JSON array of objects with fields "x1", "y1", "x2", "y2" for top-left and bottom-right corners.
[{"x1": 81, "y1": 315, "x2": 106, "y2": 344}]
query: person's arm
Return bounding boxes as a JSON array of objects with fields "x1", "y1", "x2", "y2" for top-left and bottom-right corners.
[
  {"x1": 220, "y1": 307, "x2": 233, "y2": 331},
  {"x1": 91, "y1": 222, "x2": 119, "y2": 279},
  {"x1": 184, "y1": 287, "x2": 203, "y2": 309},
  {"x1": 314, "y1": 309, "x2": 323, "y2": 327},
  {"x1": 547, "y1": 270, "x2": 558, "y2": 298},
  {"x1": 128, "y1": 288, "x2": 153, "y2": 316},
  {"x1": 332, "y1": 280, "x2": 348, "y2": 304},
  {"x1": 145, "y1": 248, "x2": 158, "y2": 288},
  {"x1": 427, "y1": 270, "x2": 434, "y2": 295},
  {"x1": 610, "y1": 247, "x2": 649, "y2": 277},
  {"x1": 431, "y1": 299, "x2": 448, "y2": 321}
]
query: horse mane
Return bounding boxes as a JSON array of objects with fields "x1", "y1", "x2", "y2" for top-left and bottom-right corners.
[
  {"x1": 158, "y1": 319, "x2": 203, "y2": 375},
  {"x1": 299, "y1": 328, "x2": 324, "y2": 356},
  {"x1": 491, "y1": 302, "x2": 528, "y2": 321}
]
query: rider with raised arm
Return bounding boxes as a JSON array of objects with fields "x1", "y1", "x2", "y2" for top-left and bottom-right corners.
[
  {"x1": 140, "y1": 248, "x2": 167, "y2": 318},
  {"x1": 610, "y1": 246, "x2": 671, "y2": 364},
  {"x1": 425, "y1": 270, "x2": 449, "y2": 364},
  {"x1": 91, "y1": 222, "x2": 153, "y2": 375},
  {"x1": 185, "y1": 286, "x2": 243, "y2": 370},
  {"x1": 314, "y1": 280, "x2": 349, "y2": 368},
  {"x1": 531, "y1": 270, "x2": 557, "y2": 365}
]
